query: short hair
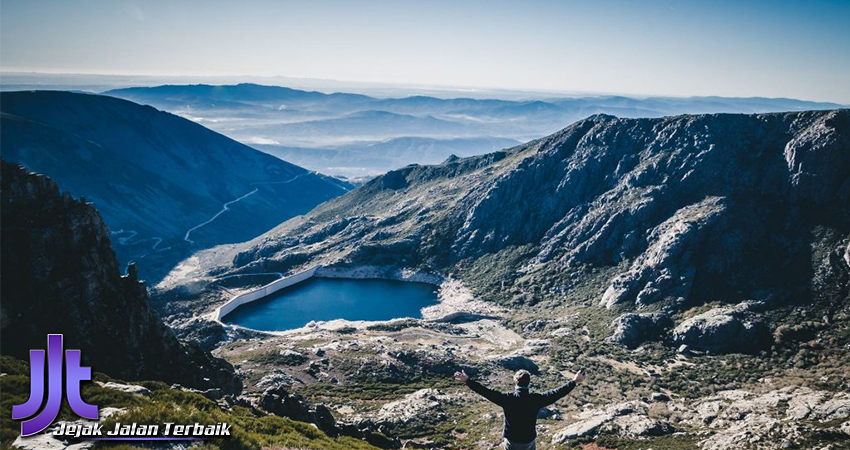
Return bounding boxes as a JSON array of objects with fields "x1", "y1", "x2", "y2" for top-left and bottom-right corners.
[{"x1": 514, "y1": 369, "x2": 531, "y2": 387}]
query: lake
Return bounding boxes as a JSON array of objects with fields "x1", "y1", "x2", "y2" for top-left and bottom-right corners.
[{"x1": 223, "y1": 277, "x2": 440, "y2": 331}]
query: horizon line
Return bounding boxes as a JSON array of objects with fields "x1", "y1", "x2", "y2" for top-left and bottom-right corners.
[{"x1": 1, "y1": 70, "x2": 847, "y2": 106}]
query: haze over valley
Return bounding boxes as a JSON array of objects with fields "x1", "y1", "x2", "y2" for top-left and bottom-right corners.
[{"x1": 104, "y1": 83, "x2": 844, "y2": 178}]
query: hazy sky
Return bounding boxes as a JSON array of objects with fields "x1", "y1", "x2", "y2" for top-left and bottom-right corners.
[{"x1": 2, "y1": 0, "x2": 848, "y2": 102}]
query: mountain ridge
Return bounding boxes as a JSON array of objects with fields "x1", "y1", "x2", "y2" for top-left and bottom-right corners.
[
  {"x1": 0, "y1": 90, "x2": 351, "y2": 281},
  {"x1": 168, "y1": 109, "x2": 849, "y2": 322},
  {"x1": 106, "y1": 83, "x2": 848, "y2": 111}
]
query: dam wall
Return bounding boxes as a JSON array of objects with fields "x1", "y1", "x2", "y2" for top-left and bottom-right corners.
[{"x1": 214, "y1": 266, "x2": 320, "y2": 321}]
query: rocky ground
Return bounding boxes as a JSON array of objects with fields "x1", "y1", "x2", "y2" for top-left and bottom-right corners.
[
  {"x1": 150, "y1": 110, "x2": 850, "y2": 449},
  {"x1": 148, "y1": 268, "x2": 850, "y2": 449}
]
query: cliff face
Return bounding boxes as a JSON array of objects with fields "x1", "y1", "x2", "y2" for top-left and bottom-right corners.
[{"x1": 0, "y1": 161, "x2": 240, "y2": 394}]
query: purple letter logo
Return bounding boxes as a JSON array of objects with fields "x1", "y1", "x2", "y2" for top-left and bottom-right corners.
[{"x1": 12, "y1": 334, "x2": 98, "y2": 436}]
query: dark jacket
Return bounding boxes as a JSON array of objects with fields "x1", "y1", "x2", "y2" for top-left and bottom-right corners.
[{"x1": 465, "y1": 378, "x2": 576, "y2": 444}]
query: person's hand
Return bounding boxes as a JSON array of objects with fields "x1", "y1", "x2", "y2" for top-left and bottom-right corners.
[
  {"x1": 573, "y1": 368, "x2": 586, "y2": 384},
  {"x1": 454, "y1": 370, "x2": 469, "y2": 383}
]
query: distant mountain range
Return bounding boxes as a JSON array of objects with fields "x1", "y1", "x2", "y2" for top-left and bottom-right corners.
[
  {"x1": 104, "y1": 83, "x2": 846, "y2": 178},
  {"x1": 255, "y1": 136, "x2": 521, "y2": 179},
  {"x1": 0, "y1": 91, "x2": 351, "y2": 281}
]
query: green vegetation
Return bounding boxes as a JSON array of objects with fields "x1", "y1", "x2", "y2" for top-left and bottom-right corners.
[
  {"x1": 589, "y1": 434, "x2": 699, "y2": 450},
  {"x1": 0, "y1": 355, "x2": 379, "y2": 450},
  {"x1": 300, "y1": 378, "x2": 455, "y2": 402},
  {"x1": 247, "y1": 349, "x2": 309, "y2": 367}
]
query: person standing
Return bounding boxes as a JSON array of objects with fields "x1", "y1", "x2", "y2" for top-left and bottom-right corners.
[{"x1": 454, "y1": 368, "x2": 586, "y2": 450}]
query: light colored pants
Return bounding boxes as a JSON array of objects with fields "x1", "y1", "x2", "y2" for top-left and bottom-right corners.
[{"x1": 502, "y1": 438, "x2": 536, "y2": 450}]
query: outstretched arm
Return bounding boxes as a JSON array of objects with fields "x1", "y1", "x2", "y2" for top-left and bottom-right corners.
[
  {"x1": 454, "y1": 370, "x2": 508, "y2": 407},
  {"x1": 538, "y1": 369, "x2": 586, "y2": 407}
]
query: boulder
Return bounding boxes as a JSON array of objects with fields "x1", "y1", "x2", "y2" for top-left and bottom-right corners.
[
  {"x1": 374, "y1": 389, "x2": 455, "y2": 426},
  {"x1": 607, "y1": 313, "x2": 672, "y2": 348},
  {"x1": 552, "y1": 413, "x2": 613, "y2": 443},
  {"x1": 347, "y1": 388, "x2": 461, "y2": 443},
  {"x1": 261, "y1": 386, "x2": 314, "y2": 422},
  {"x1": 491, "y1": 355, "x2": 540, "y2": 374},
  {"x1": 255, "y1": 371, "x2": 296, "y2": 389},
  {"x1": 551, "y1": 401, "x2": 645, "y2": 444},
  {"x1": 671, "y1": 304, "x2": 770, "y2": 354},
  {"x1": 171, "y1": 317, "x2": 229, "y2": 351},
  {"x1": 537, "y1": 406, "x2": 561, "y2": 420},
  {"x1": 612, "y1": 414, "x2": 673, "y2": 437},
  {"x1": 97, "y1": 381, "x2": 151, "y2": 397},
  {"x1": 260, "y1": 386, "x2": 338, "y2": 435},
  {"x1": 313, "y1": 404, "x2": 338, "y2": 437},
  {"x1": 651, "y1": 392, "x2": 671, "y2": 402}
]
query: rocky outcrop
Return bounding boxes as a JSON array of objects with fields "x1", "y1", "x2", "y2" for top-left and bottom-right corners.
[
  {"x1": 373, "y1": 389, "x2": 456, "y2": 428},
  {"x1": 0, "y1": 161, "x2": 241, "y2": 394},
  {"x1": 550, "y1": 386, "x2": 850, "y2": 447},
  {"x1": 607, "y1": 312, "x2": 672, "y2": 348},
  {"x1": 671, "y1": 303, "x2": 771, "y2": 354},
  {"x1": 667, "y1": 387, "x2": 850, "y2": 450},
  {"x1": 96, "y1": 382, "x2": 152, "y2": 397},
  {"x1": 259, "y1": 386, "x2": 337, "y2": 435},
  {"x1": 783, "y1": 109, "x2": 850, "y2": 205},
  {"x1": 600, "y1": 197, "x2": 726, "y2": 308},
  {"x1": 349, "y1": 388, "x2": 461, "y2": 444},
  {"x1": 489, "y1": 354, "x2": 540, "y2": 373},
  {"x1": 844, "y1": 241, "x2": 850, "y2": 269},
  {"x1": 169, "y1": 316, "x2": 263, "y2": 351},
  {"x1": 551, "y1": 401, "x2": 673, "y2": 444}
]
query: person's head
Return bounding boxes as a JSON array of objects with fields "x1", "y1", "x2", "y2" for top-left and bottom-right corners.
[{"x1": 514, "y1": 369, "x2": 531, "y2": 388}]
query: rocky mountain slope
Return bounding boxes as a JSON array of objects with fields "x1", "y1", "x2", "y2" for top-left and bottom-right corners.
[
  {"x1": 0, "y1": 161, "x2": 240, "y2": 394},
  {"x1": 162, "y1": 110, "x2": 850, "y2": 449},
  {"x1": 186, "y1": 110, "x2": 848, "y2": 321},
  {"x1": 0, "y1": 91, "x2": 351, "y2": 281}
]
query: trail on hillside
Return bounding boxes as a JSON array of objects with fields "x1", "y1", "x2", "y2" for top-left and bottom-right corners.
[
  {"x1": 111, "y1": 229, "x2": 169, "y2": 250},
  {"x1": 183, "y1": 170, "x2": 335, "y2": 244},
  {"x1": 250, "y1": 170, "x2": 315, "y2": 186},
  {"x1": 183, "y1": 188, "x2": 260, "y2": 244}
]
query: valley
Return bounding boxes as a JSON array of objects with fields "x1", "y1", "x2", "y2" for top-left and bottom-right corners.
[
  {"x1": 3, "y1": 2, "x2": 848, "y2": 449},
  {"x1": 2, "y1": 104, "x2": 848, "y2": 450},
  {"x1": 149, "y1": 110, "x2": 850, "y2": 449},
  {"x1": 0, "y1": 91, "x2": 352, "y2": 282}
]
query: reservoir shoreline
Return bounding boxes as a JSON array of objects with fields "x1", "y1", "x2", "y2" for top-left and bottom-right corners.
[{"x1": 211, "y1": 265, "x2": 503, "y2": 334}]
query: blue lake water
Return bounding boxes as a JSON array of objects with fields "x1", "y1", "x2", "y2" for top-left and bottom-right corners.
[{"x1": 223, "y1": 277, "x2": 439, "y2": 331}]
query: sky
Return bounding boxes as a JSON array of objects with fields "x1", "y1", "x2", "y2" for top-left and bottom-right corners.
[{"x1": 1, "y1": 0, "x2": 849, "y2": 103}]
